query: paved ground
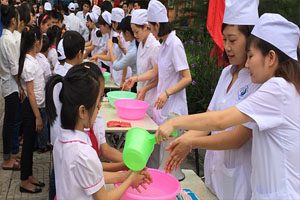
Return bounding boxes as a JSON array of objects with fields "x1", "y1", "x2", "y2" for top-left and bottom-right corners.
[{"x1": 0, "y1": 93, "x2": 205, "y2": 200}]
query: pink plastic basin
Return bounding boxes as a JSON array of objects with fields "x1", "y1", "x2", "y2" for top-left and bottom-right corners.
[
  {"x1": 100, "y1": 67, "x2": 107, "y2": 72},
  {"x1": 114, "y1": 99, "x2": 149, "y2": 120},
  {"x1": 115, "y1": 168, "x2": 180, "y2": 200}
]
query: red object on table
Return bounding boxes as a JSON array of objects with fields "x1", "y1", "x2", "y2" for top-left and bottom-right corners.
[{"x1": 107, "y1": 121, "x2": 132, "y2": 128}]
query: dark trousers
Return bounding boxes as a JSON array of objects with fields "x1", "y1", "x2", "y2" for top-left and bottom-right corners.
[
  {"x1": 12, "y1": 100, "x2": 22, "y2": 155},
  {"x1": 2, "y1": 92, "x2": 19, "y2": 160},
  {"x1": 49, "y1": 164, "x2": 56, "y2": 200},
  {"x1": 20, "y1": 98, "x2": 36, "y2": 180}
]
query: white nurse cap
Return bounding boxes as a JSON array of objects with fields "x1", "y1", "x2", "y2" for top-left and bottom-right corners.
[
  {"x1": 44, "y1": 2, "x2": 52, "y2": 11},
  {"x1": 223, "y1": 0, "x2": 259, "y2": 25},
  {"x1": 131, "y1": 9, "x2": 148, "y2": 25},
  {"x1": 92, "y1": 5, "x2": 101, "y2": 16},
  {"x1": 251, "y1": 13, "x2": 300, "y2": 60},
  {"x1": 87, "y1": 12, "x2": 99, "y2": 23},
  {"x1": 147, "y1": 0, "x2": 168, "y2": 23},
  {"x1": 68, "y1": 2, "x2": 76, "y2": 11},
  {"x1": 57, "y1": 39, "x2": 66, "y2": 61},
  {"x1": 102, "y1": 11, "x2": 112, "y2": 25},
  {"x1": 111, "y1": 8, "x2": 125, "y2": 23},
  {"x1": 74, "y1": 3, "x2": 79, "y2": 9}
]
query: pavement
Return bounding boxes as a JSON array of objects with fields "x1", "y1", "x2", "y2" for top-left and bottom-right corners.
[{"x1": 0, "y1": 92, "x2": 205, "y2": 200}]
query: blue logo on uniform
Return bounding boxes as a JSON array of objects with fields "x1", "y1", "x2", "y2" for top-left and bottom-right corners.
[{"x1": 238, "y1": 85, "x2": 249, "y2": 100}]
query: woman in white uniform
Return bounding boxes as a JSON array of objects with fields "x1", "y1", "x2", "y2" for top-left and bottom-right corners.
[
  {"x1": 123, "y1": 9, "x2": 160, "y2": 119},
  {"x1": 156, "y1": 13, "x2": 300, "y2": 200},
  {"x1": 159, "y1": 1, "x2": 260, "y2": 199}
]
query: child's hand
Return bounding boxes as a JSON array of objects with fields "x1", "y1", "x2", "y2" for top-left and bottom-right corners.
[
  {"x1": 122, "y1": 76, "x2": 137, "y2": 91},
  {"x1": 129, "y1": 169, "x2": 152, "y2": 193}
]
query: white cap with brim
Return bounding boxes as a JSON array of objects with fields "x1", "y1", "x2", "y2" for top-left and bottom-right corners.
[
  {"x1": 92, "y1": 5, "x2": 101, "y2": 16},
  {"x1": 111, "y1": 8, "x2": 125, "y2": 23},
  {"x1": 44, "y1": 2, "x2": 52, "y2": 11},
  {"x1": 68, "y1": 2, "x2": 76, "y2": 12},
  {"x1": 102, "y1": 11, "x2": 111, "y2": 25},
  {"x1": 251, "y1": 13, "x2": 300, "y2": 60},
  {"x1": 223, "y1": 0, "x2": 259, "y2": 25},
  {"x1": 74, "y1": 3, "x2": 79, "y2": 9},
  {"x1": 131, "y1": 9, "x2": 148, "y2": 25},
  {"x1": 57, "y1": 39, "x2": 66, "y2": 61},
  {"x1": 147, "y1": 0, "x2": 168, "y2": 23}
]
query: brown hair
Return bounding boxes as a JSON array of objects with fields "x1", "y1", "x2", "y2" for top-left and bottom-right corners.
[{"x1": 247, "y1": 35, "x2": 300, "y2": 94}]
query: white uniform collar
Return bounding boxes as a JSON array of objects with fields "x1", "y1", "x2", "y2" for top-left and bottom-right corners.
[
  {"x1": 163, "y1": 31, "x2": 176, "y2": 46},
  {"x1": 59, "y1": 128, "x2": 92, "y2": 146}
]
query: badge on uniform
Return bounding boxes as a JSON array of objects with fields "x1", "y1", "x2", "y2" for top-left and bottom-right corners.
[{"x1": 238, "y1": 85, "x2": 249, "y2": 100}]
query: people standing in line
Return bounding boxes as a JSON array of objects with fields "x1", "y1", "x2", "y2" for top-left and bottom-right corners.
[
  {"x1": 156, "y1": 13, "x2": 300, "y2": 200},
  {"x1": 18, "y1": 25, "x2": 45, "y2": 193}
]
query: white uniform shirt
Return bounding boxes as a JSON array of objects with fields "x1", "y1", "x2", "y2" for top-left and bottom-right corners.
[
  {"x1": 236, "y1": 77, "x2": 300, "y2": 200},
  {"x1": 13, "y1": 30, "x2": 21, "y2": 60},
  {"x1": 54, "y1": 129, "x2": 104, "y2": 200},
  {"x1": 136, "y1": 33, "x2": 160, "y2": 118},
  {"x1": 0, "y1": 29, "x2": 19, "y2": 97},
  {"x1": 50, "y1": 62, "x2": 72, "y2": 145},
  {"x1": 65, "y1": 13, "x2": 86, "y2": 36},
  {"x1": 76, "y1": 11, "x2": 90, "y2": 41},
  {"x1": 47, "y1": 47, "x2": 59, "y2": 72},
  {"x1": 21, "y1": 54, "x2": 46, "y2": 108},
  {"x1": 93, "y1": 116, "x2": 107, "y2": 150},
  {"x1": 36, "y1": 53, "x2": 51, "y2": 80},
  {"x1": 154, "y1": 31, "x2": 189, "y2": 125},
  {"x1": 205, "y1": 65, "x2": 261, "y2": 200},
  {"x1": 76, "y1": 11, "x2": 88, "y2": 22},
  {"x1": 91, "y1": 28, "x2": 102, "y2": 56}
]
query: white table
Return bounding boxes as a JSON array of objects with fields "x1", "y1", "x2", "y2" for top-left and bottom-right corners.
[
  {"x1": 98, "y1": 102, "x2": 158, "y2": 133},
  {"x1": 105, "y1": 169, "x2": 217, "y2": 200}
]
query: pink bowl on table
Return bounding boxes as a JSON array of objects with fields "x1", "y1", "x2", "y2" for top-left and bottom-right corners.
[
  {"x1": 114, "y1": 99, "x2": 149, "y2": 120},
  {"x1": 100, "y1": 67, "x2": 107, "y2": 72},
  {"x1": 115, "y1": 168, "x2": 181, "y2": 200}
]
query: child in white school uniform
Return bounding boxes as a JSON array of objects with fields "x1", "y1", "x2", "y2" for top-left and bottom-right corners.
[
  {"x1": 123, "y1": 9, "x2": 160, "y2": 120},
  {"x1": 46, "y1": 63, "x2": 151, "y2": 200},
  {"x1": 156, "y1": 13, "x2": 300, "y2": 200},
  {"x1": 18, "y1": 26, "x2": 46, "y2": 193},
  {"x1": 36, "y1": 35, "x2": 51, "y2": 80},
  {"x1": 46, "y1": 25, "x2": 61, "y2": 73}
]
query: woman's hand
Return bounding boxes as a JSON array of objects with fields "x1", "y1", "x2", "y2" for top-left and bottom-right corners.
[
  {"x1": 155, "y1": 119, "x2": 175, "y2": 144},
  {"x1": 164, "y1": 135, "x2": 192, "y2": 173},
  {"x1": 122, "y1": 76, "x2": 138, "y2": 91},
  {"x1": 137, "y1": 87, "x2": 147, "y2": 100},
  {"x1": 89, "y1": 54, "x2": 99, "y2": 61},
  {"x1": 35, "y1": 116, "x2": 43, "y2": 133},
  {"x1": 154, "y1": 92, "x2": 168, "y2": 110}
]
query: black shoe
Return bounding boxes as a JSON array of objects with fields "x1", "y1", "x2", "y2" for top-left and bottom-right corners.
[
  {"x1": 32, "y1": 181, "x2": 45, "y2": 187},
  {"x1": 19, "y1": 186, "x2": 42, "y2": 193}
]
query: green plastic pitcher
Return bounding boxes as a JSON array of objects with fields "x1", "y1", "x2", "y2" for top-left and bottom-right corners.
[{"x1": 123, "y1": 127, "x2": 178, "y2": 171}]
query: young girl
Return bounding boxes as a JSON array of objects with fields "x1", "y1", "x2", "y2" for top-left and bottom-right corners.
[
  {"x1": 18, "y1": 25, "x2": 45, "y2": 193},
  {"x1": 0, "y1": 4, "x2": 22, "y2": 171},
  {"x1": 36, "y1": 35, "x2": 51, "y2": 80},
  {"x1": 46, "y1": 25, "x2": 61, "y2": 72},
  {"x1": 123, "y1": 9, "x2": 160, "y2": 120},
  {"x1": 156, "y1": 13, "x2": 300, "y2": 200},
  {"x1": 38, "y1": 13, "x2": 51, "y2": 34},
  {"x1": 46, "y1": 63, "x2": 151, "y2": 199}
]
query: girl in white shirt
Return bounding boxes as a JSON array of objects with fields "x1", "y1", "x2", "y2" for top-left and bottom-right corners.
[
  {"x1": 18, "y1": 25, "x2": 45, "y2": 193},
  {"x1": 46, "y1": 25, "x2": 61, "y2": 72},
  {"x1": 156, "y1": 14, "x2": 300, "y2": 200},
  {"x1": 46, "y1": 63, "x2": 151, "y2": 200}
]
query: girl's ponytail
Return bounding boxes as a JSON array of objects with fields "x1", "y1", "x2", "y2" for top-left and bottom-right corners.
[{"x1": 45, "y1": 75, "x2": 64, "y2": 125}]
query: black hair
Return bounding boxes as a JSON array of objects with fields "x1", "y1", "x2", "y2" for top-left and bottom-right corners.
[
  {"x1": 247, "y1": 35, "x2": 300, "y2": 94},
  {"x1": 81, "y1": 0, "x2": 91, "y2": 8},
  {"x1": 133, "y1": 0, "x2": 147, "y2": 9},
  {"x1": 46, "y1": 25, "x2": 61, "y2": 46},
  {"x1": 18, "y1": 25, "x2": 42, "y2": 79},
  {"x1": 17, "y1": 3, "x2": 31, "y2": 25},
  {"x1": 86, "y1": 14, "x2": 93, "y2": 23},
  {"x1": 51, "y1": 10, "x2": 63, "y2": 22},
  {"x1": 149, "y1": 22, "x2": 172, "y2": 37},
  {"x1": 120, "y1": 16, "x2": 139, "y2": 47},
  {"x1": 1, "y1": 5, "x2": 18, "y2": 28},
  {"x1": 46, "y1": 62, "x2": 103, "y2": 129},
  {"x1": 38, "y1": 13, "x2": 51, "y2": 26},
  {"x1": 41, "y1": 35, "x2": 50, "y2": 53},
  {"x1": 97, "y1": 15, "x2": 111, "y2": 27},
  {"x1": 100, "y1": 0, "x2": 112, "y2": 13},
  {"x1": 221, "y1": 24, "x2": 254, "y2": 65},
  {"x1": 62, "y1": 30, "x2": 85, "y2": 60}
]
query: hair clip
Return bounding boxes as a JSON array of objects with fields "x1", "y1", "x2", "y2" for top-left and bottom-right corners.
[{"x1": 84, "y1": 65, "x2": 90, "y2": 69}]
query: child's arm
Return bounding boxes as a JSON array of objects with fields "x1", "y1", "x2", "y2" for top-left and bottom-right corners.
[
  {"x1": 102, "y1": 162, "x2": 127, "y2": 172},
  {"x1": 103, "y1": 171, "x2": 128, "y2": 184},
  {"x1": 26, "y1": 81, "x2": 43, "y2": 132},
  {"x1": 100, "y1": 143, "x2": 123, "y2": 162}
]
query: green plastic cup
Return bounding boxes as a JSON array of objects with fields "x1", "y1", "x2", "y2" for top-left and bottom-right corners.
[{"x1": 123, "y1": 127, "x2": 178, "y2": 171}]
